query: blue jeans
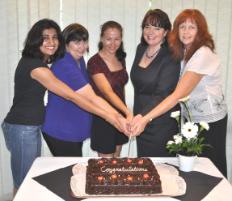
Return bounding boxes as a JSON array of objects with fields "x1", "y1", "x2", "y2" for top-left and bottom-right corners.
[{"x1": 1, "y1": 121, "x2": 42, "y2": 188}]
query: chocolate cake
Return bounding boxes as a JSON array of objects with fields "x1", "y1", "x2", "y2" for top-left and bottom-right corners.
[{"x1": 85, "y1": 157, "x2": 162, "y2": 195}]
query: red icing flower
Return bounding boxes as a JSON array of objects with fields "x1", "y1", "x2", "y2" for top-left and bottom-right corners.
[
  {"x1": 97, "y1": 176, "x2": 104, "y2": 181},
  {"x1": 112, "y1": 159, "x2": 117, "y2": 164},
  {"x1": 111, "y1": 174, "x2": 117, "y2": 179},
  {"x1": 98, "y1": 160, "x2": 104, "y2": 165},
  {"x1": 143, "y1": 173, "x2": 149, "y2": 179},
  {"x1": 138, "y1": 159, "x2": 144, "y2": 165},
  {"x1": 127, "y1": 159, "x2": 132, "y2": 163},
  {"x1": 127, "y1": 176, "x2": 133, "y2": 181}
]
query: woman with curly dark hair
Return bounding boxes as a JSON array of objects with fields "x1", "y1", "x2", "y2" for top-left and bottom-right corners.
[{"x1": 1, "y1": 19, "x2": 128, "y2": 196}]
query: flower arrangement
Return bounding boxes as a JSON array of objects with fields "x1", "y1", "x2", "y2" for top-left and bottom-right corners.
[{"x1": 166, "y1": 96, "x2": 210, "y2": 156}]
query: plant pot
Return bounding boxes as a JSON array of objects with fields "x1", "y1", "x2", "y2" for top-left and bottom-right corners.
[{"x1": 178, "y1": 154, "x2": 196, "y2": 172}]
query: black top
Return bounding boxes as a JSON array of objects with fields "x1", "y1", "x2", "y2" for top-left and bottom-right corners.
[
  {"x1": 130, "y1": 44, "x2": 180, "y2": 123},
  {"x1": 5, "y1": 57, "x2": 48, "y2": 125}
]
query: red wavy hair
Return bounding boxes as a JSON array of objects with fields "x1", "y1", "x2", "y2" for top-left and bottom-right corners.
[{"x1": 168, "y1": 9, "x2": 215, "y2": 62}]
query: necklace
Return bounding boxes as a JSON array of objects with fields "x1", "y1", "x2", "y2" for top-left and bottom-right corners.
[{"x1": 145, "y1": 48, "x2": 160, "y2": 59}]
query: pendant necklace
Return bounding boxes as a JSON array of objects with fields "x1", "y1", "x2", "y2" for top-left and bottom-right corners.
[{"x1": 145, "y1": 48, "x2": 160, "y2": 59}]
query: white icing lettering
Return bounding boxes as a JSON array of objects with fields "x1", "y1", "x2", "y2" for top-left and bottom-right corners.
[{"x1": 100, "y1": 166, "x2": 148, "y2": 174}]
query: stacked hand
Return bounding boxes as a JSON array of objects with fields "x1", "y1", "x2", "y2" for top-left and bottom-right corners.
[{"x1": 113, "y1": 113, "x2": 149, "y2": 137}]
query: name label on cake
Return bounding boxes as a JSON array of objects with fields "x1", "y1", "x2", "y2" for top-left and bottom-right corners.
[{"x1": 100, "y1": 166, "x2": 148, "y2": 174}]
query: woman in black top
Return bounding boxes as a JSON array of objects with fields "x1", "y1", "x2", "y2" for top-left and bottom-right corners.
[
  {"x1": 130, "y1": 9, "x2": 180, "y2": 157},
  {"x1": 1, "y1": 19, "x2": 128, "y2": 197}
]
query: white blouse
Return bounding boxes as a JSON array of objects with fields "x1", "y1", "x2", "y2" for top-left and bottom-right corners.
[{"x1": 181, "y1": 46, "x2": 227, "y2": 123}]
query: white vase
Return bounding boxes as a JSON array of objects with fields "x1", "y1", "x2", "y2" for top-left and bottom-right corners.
[{"x1": 178, "y1": 154, "x2": 196, "y2": 172}]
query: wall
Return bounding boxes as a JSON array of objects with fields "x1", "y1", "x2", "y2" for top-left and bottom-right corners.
[{"x1": 0, "y1": 0, "x2": 232, "y2": 199}]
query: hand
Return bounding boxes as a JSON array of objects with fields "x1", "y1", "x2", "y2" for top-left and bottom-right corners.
[
  {"x1": 108, "y1": 113, "x2": 131, "y2": 136},
  {"x1": 118, "y1": 115, "x2": 132, "y2": 136},
  {"x1": 125, "y1": 112, "x2": 133, "y2": 135},
  {"x1": 130, "y1": 114, "x2": 143, "y2": 126},
  {"x1": 130, "y1": 114, "x2": 149, "y2": 136}
]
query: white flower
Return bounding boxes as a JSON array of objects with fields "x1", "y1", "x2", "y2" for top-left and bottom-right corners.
[
  {"x1": 179, "y1": 96, "x2": 190, "y2": 102},
  {"x1": 173, "y1": 134, "x2": 183, "y2": 144},
  {"x1": 181, "y1": 122, "x2": 198, "y2": 140},
  {"x1": 200, "y1": 121, "x2": 209, "y2": 131},
  {"x1": 167, "y1": 140, "x2": 174, "y2": 145},
  {"x1": 171, "y1": 111, "x2": 180, "y2": 118}
]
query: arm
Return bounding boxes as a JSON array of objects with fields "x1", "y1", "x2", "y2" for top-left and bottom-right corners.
[
  {"x1": 91, "y1": 73, "x2": 132, "y2": 119},
  {"x1": 76, "y1": 83, "x2": 119, "y2": 116},
  {"x1": 131, "y1": 71, "x2": 204, "y2": 135},
  {"x1": 31, "y1": 67, "x2": 98, "y2": 112},
  {"x1": 31, "y1": 67, "x2": 129, "y2": 133},
  {"x1": 76, "y1": 84, "x2": 130, "y2": 134}
]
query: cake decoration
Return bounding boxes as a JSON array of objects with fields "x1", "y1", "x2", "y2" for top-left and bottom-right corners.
[{"x1": 85, "y1": 157, "x2": 162, "y2": 195}]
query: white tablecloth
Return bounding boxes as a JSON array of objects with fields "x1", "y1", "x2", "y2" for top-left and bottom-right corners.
[{"x1": 13, "y1": 157, "x2": 232, "y2": 201}]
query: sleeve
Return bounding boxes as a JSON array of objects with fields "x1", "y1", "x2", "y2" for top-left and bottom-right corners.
[
  {"x1": 140, "y1": 56, "x2": 180, "y2": 116},
  {"x1": 186, "y1": 46, "x2": 220, "y2": 76},
  {"x1": 26, "y1": 57, "x2": 48, "y2": 71},
  {"x1": 52, "y1": 60, "x2": 88, "y2": 91},
  {"x1": 66, "y1": 69, "x2": 88, "y2": 91},
  {"x1": 87, "y1": 56, "x2": 105, "y2": 76},
  {"x1": 154, "y1": 58, "x2": 180, "y2": 97}
]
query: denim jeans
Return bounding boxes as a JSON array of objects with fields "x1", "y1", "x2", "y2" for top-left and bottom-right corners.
[{"x1": 1, "y1": 121, "x2": 42, "y2": 188}]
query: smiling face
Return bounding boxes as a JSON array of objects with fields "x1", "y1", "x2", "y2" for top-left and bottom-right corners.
[
  {"x1": 101, "y1": 28, "x2": 122, "y2": 55},
  {"x1": 39, "y1": 28, "x2": 59, "y2": 60},
  {"x1": 66, "y1": 40, "x2": 88, "y2": 61},
  {"x1": 143, "y1": 25, "x2": 167, "y2": 48},
  {"x1": 178, "y1": 18, "x2": 198, "y2": 49}
]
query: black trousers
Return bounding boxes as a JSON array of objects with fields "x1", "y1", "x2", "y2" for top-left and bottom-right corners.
[
  {"x1": 200, "y1": 115, "x2": 228, "y2": 177},
  {"x1": 42, "y1": 132, "x2": 83, "y2": 157}
]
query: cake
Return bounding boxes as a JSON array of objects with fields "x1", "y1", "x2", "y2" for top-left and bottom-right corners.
[{"x1": 85, "y1": 157, "x2": 162, "y2": 195}]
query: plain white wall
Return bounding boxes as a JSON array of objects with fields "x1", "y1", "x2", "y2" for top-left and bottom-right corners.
[{"x1": 1, "y1": 0, "x2": 232, "y2": 199}]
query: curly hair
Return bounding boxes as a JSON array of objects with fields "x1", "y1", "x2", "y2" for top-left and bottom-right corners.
[
  {"x1": 22, "y1": 18, "x2": 64, "y2": 63},
  {"x1": 168, "y1": 9, "x2": 215, "y2": 62},
  {"x1": 98, "y1": 20, "x2": 126, "y2": 61}
]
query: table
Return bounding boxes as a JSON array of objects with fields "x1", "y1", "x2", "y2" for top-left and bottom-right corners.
[{"x1": 13, "y1": 157, "x2": 232, "y2": 201}]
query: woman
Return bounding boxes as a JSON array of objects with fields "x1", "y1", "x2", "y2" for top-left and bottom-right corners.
[
  {"x1": 1, "y1": 19, "x2": 128, "y2": 195},
  {"x1": 131, "y1": 9, "x2": 228, "y2": 177},
  {"x1": 87, "y1": 21, "x2": 131, "y2": 157},
  {"x1": 130, "y1": 9, "x2": 180, "y2": 157},
  {"x1": 42, "y1": 23, "x2": 127, "y2": 156}
]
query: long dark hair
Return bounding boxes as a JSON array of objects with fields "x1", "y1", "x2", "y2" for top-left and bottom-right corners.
[
  {"x1": 168, "y1": 9, "x2": 215, "y2": 62},
  {"x1": 98, "y1": 20, "x2": 126, "y2": 61},
  {"x1": 22, "y1": 18, "x2": 64, "y2": 63},
  {"x1": 141, "y1": 9, "x2": 171, "y2": 47}
]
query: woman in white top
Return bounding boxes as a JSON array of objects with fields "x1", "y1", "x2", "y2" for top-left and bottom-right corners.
[{"x1": 131, "y1": 9, "x2": 228, "y2": 177}]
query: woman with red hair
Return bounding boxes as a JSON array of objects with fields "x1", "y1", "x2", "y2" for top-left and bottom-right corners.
[{"x1": 131, "y1": 9, "x2": 228, "y2": 177}]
